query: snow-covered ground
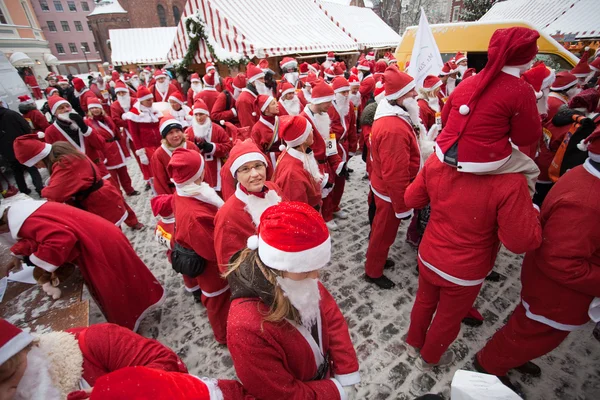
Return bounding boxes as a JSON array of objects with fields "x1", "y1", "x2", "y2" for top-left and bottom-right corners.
[{"x1": 51, "y1": 155, "x2": 600, "y2": 399}]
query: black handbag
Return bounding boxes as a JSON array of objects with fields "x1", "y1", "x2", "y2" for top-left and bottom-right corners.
[{"x1": 171, "y1": 242, "x2": 206, "y2": 277}]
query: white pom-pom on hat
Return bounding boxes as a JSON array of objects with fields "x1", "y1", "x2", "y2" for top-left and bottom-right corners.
[
  {"x1": 219, "y1": 120, "x2": 225, "y2": 125},
  {"x1": 252, "y1": 112, "x2": 257, "y2": 116},
  {"x1": 535, "y1": 91, "x2": 543, "y2": 100},
  {"x1": 577, "y1": 139, "x2": 589, "y2": 151},
  {"x1": 459, "y1": 104, "x2": 470, "y2": 115},
  {"x1": 37, "y1": 131, "x2": 45, "y2": 139},
  {"x1": 247, "y1": 235, "x2": 259, "y2": 250},
  {"x1": 279, "y1": 144, "x2": 286, "y2": 152}
]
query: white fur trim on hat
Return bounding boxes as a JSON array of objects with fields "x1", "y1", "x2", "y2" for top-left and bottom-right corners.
[
  {"x1": 50, "y1": 99, "x2": 70, "y2": 115},
  {"x1": 137, "y1": 92, "x2": 153, "y2": 102},
  {"x1": 114, "y1": 86, "x2": 128, "y2": 94},
  {"x1": 357, "y1": 64, "x2": 370, "y2": 71},
  {"x1": 280, "y1": 87, "x2": 295, "y2": 97},
  {"x1": 261, "y1": 95, "x2": 275, "y2": 113},
  {"x1": 155, "y1": 73, "x2": 167, "y2": 79},
  {"x1": 159, "y1": 118, "x2": 182, "y2": 135},
  {"x1": 230, "y1": 152, "x2": 268, "y2": 178},
  {"x1": 423, "y1": 80, "x2": 443, "y2": 91},
  {"x1": 551, "y1": 80, "x2": 577, "y2": 91},
  {"x1": 385, "y1": 80, "x2": 416, "y2": 101},
  {"x1": 88, "y1": 102, "x2": 103, "y2": 109},
  {"x1": 334, "y1": 85, "x2": 350, "y2": 93},
  {"x1": 0, "y1": 330, "x2": 34, "y2": 365},
  {"x1": 168, "y1": 95, "x2": 184, "y2": 106},
  {"x1": 280, "y1": 60, "x2": 298, "y2": 70},
  {"x1": 285, "y1": 119, "x2": 312, "y2": 148},
  {"x1": 257, "y1": 234, "x2": 331, "y2": 272},
  {"x1": 248, "y1": 71, "x2": 265, "y2": 83},
  {"x1": 311, "y1": 95, "x2": 335, "y2": 105},
  {"x1": 349, "y1": 81, "x2": 360, "y2": 87},
  {"x1": 24, "y1": 142, "x2": 52, "y2": 167},
  {"x1": 191, "y1": 77, "x2": 201, "y2": 83},
  {"x1": 193, "y1": 107, "x2": 209, "y2": 115},
  {"x1": 459, "y1": 105, "x2": 470, "y2": 115}
]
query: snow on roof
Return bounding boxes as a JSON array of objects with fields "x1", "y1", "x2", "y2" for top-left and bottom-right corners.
[
  {"x1": 168, "y1": 0, "x2": 360, "y2": 64},
  {"x1": 480, "y1": 0, "x2": 600, "y2": 40},
  {"x1": 110, "y1": 27, "x2": 177, "y2": 66},
  {"x1": 88, "y1": 0, "x2": 127, "y2": 16},
  {"x1": 318, "y1": 1, "x2": 400, "y2": 49}
]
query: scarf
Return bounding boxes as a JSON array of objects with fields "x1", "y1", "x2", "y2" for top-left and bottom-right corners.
[{"x1": 175, "y1": 182, "x2": 224, "y2": 208}]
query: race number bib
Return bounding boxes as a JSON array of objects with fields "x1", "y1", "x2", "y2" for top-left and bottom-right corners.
[
  {"x1": 542, "y1": 127, "x2": 552, "y2": 150},
  {"x1": 326, "y1": 133, "x2": 338, "y2": 156},
  {"x1": 435, "y1": 112, "x2": 442, "y2": 128},
  {"x1": 154, "y1": 225, "x2": 172, "y2": 250}
]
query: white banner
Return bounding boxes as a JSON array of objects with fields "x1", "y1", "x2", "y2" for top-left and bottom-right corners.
[{"x1": 407, "y1": 8, "x2": 444, "y2": 88}]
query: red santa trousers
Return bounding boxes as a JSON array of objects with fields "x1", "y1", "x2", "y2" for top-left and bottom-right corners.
[
  {"x1": 477, "y1": 303, "x2": 570, "y2": 376},
  {"x1": 194, "y1": 264, "x2": 231, "y2": 345},
  {"x1": 365, "y1": 195, "x2": 401, "y2": 278},
  {"x1": 321, "y1": 192, "x2": 334, "y2": 222},
  {"x1": 106, "y1": 177, "x2": 139, "y2": 228},
  {"x1": 108, "y1": 166, "x2": 135, "y2": 195},
  {"x1": 330, "y1": 174, "x2": 346, "y2": 213},
  {"x1": 406, "y1": 263, "x2": 482, "y2": 364}
]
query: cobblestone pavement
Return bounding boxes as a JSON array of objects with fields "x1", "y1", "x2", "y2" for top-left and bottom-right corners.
[{"x1": 88, "y1": 156, "x2": 600, "y2": 400}]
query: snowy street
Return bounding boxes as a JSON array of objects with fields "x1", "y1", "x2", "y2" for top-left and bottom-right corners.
[{"x1": 87, "y1": 155, "x2": 600, "y2": 400}]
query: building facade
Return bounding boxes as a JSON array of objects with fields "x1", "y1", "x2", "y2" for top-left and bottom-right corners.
[
  {"x1": 30, "y1": 0, "x2": 101, "y2": 75},
  {"x1": 451, "y1": 0, "x2": 464, "y2": 22}
]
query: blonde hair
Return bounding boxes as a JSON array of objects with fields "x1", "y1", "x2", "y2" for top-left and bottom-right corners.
[
  {"x1": 225, "y1": 248, "x2": 300, "y2": 325},
  {"x1": 86, "y1": 107, "x2": 105, "y2": 118},
  {"x1": 0, "y1": 343, "x2": 34, "y2": 383}
]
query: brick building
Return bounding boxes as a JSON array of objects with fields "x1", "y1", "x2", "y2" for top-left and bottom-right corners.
[{"x1": 451, "y1": 1, "x2": 464, "y2": 22}]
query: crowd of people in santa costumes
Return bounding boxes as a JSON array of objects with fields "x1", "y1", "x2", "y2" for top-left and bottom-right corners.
[{"x1": 250, "y1": 94, "x2": 283, "y2": 168}]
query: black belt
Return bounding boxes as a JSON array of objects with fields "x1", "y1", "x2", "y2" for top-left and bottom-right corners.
[
  {"x1": 73, "y1": 160, "x2": 103, "y2": 208},
  {"x1": 106, "y1": 137, "x2": 118, "y2": 143},
  {"x1": 318, "y1": 160, "x2": 327, "y2": 164}
]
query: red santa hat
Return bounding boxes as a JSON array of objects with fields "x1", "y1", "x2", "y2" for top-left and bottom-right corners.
[
  {"x1": 383, "y1": 66, "x2": 416, "y2": 100},
  {"x1": 123, "y1": 73, "x2": 131, "y2": 82},
  {"x1": 114, "y1": 81, "x2": 129, "y2": 94},
  {"x1": 332, "y1": 76, "x2": 350, "y2": 93},
  {"x1": 258, "y1": 59, "x2": 273, "y2": 73},
  {"x1": 568, "y1": 88, "x2": 600, "y2": 113},
  {"x1": 136, "y1": 86, "x2": 154, "y2": 102},
  {"x1": 348, "y1": 74, "x2": 360, "y2": 88},
  {"x1": 309, "y1": 63, "x2": 320, "y2": 74},
  {"x1": 332, "y1": 63, "x2": 345, "y2": 77},
  {"x1": 299, "y1": 62, "x2": 309, "y2": 75},
  {"x1": 245, "y1": 63, "x2": 265, "y2": 83},
  {"x1": 87, "y1": 366, "x2": 213, "y2": 400},
  {"x1": 571, "y1": 52, "x2": 591, "y2": 78},
  {"x1": 168, "y1": 148, "x2": 205, "y2": 186},
  {"x1": 232, "y1": 73, "x2": 246, "y2": 90},
  {"x1": 590, "y1": 57, "x2": 600, "y2": 72},
  {"x1": 228, "y1": 139, "x2": 268, "y2": 178},
  {"x1": 205, "y1": 62, "x2": 216, "y2": 73},
  {"x1": 257, "y1": 94, "x2": 275, "y2": 114},
  {"x1": 203, "y1": 72, "x2": 216, "y2": 87},
  {"x1": 247, "y1": 201, "x2": 331, "y2": 272},
  {"x1": 57, "y1": 76, "x2": 69, "y2": 84},
  {"x1": 374, "y1": 81, "x2": 385, "y2": 102},
  {"x1": 72, "y1": 77, "x2": 86, "y2": 92},
  {"x1": 324, "y1": 66, "x2": 335, "y2": 79},
  {"x1": 87, "y1": 99, "x2": 103, "y2": 110},
  {"x1": 150, "y1": 194, "x2": 174, "y2": 218},
  {"x1": 455, "y1": 27, "x2": 539, "y2": 117},
  {"x1": 387, "y1": 54, "x2": 397, "y2": 65},
  {"x1": 14, "y1": 134, "x2": 52, "y2": 167},
  {"x1": 144, "y1": 66, "x2": 152, "y2": 72},
  {"x1": 375, "y1": 60, "x2": 387, "y2": 74},
  {"x1": 326, "y1": 51, "x2": 335, "y2": 61},
  {"x1": 190, "y1": 73, "x2": 201, "y2": 83},
  {"x1": 310, "y1": 81, "x2": 335, "y2": 104},
  {"x1": 577, "y1": 126, "x2": 600, "y2": 161},
  {"x1": 168, "y1": 91, "x2": 185, "y2": 107},
  {"x1": 551, "y1": 71, "x2": 578, "y2": 91},
  {"x1": 455, "y1": 51, "x2": 467, "y2": 63},
  {"x1": 0, "y1": 319, "x2": 34, "y2": 365},
  {"x1": 357, "y1": 59, "x2": 371, "y2": 72},
  {"x1": 304, "y1": 73, "x2": 319, "y2": 87},
  {"x1": 521, "y1": 62, "x2": 555, "y2": 98},
  {"x1": 439, "y1": 60, "x2": 457, "y2": 76},
  {"x1": 280, "y1": 57, "x2": 298, "y2": 70},
  {"x1": 46, "y1": 86, "x2": 58, "y2": 96},
  {"x1": 193, "y1": 99, "x2": 210, "y2": 115},
  {"x1": 154, "y1": 69, "x2": 168, "y2": 79},
  {"x1": 111, "y1": 70, "x2": 120, "y2": 81},
  {"x1": 159, "y1": 111, "x2": 183, "y2": 138},
  {"x1": 366, "y1": 51, "x2": 375, "y2": 61},
  {"x1": 278, "y1": 115, "x2": 311, "y2": 149},
  {"x1": 48, "y1": 95, "x2": 70, "y2": 115},
  {"x1": 18, "y1": 94, "x2": 34, "y2": 105},
  {"x1": 421, "y1": 75, "x2": 442, "y2": 92},
  {"x1": 462, "y1": 68, "x2": 477, "y2": 80},
  {"x1": 279, "y1": 82, "x2": 295, "y2": 98}
]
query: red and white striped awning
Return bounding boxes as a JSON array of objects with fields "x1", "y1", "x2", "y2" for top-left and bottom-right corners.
[{"x1": 168, "y1": 0, "x2": 360, "y2": 64}]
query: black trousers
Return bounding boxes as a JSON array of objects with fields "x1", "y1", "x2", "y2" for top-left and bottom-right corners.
[
  {"x1": 9, "y1": 160, "x2": 43, "y2": 193},
  {"x1": 533, "y1": 182, "x2": 553, "y2": 208}
]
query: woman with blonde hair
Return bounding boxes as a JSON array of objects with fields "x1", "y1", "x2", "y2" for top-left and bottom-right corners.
[{"x1": 225, "y1": 201, "x2": 360, "y2": 400}]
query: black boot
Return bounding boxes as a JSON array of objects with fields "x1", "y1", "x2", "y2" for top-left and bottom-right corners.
[
  {"x1": 364, "y1": 274, "x2": 396, "y2": 289},
  {"x1": 384, "y1": 259, "x2": 396, "y2": 269},
  {"x1": 192, "y1": 289, "x2": 202, "y2": 303},
  {"x1": 485, "y1": 271, "x2": 501, "y2": 282},
  {"x1": 144, "y1": 182, "x2": 151, "y2": 191},
  {"x1": 514, "y1": 361, "x2": 541, "y2": 377}
]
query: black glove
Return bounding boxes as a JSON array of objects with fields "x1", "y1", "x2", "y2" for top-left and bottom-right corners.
[
  {"x1": 339, "y1": 164, "x2": 350, "y2": 180},
  {"x1": 324, "y1": 182, "x2": 333, "y2": 189},
  {"x1": 551, "y1": 107, "x2": 580, "y2": 127},
  {"x1": 69, "y1": 112, "x2": 88, "y2": 132},
  {"x1": 201, "y1": 141, "x2": 214, "y2": 154},
  {"x1": 579, "y1": 117, "x2": 596, "y2": 131}
]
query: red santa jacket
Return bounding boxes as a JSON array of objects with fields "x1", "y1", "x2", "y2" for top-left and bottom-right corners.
[
  {"x1": 10, "y1": 200, "x2": 164, "y2": 331},
  {"x1": 149, "y1": 83, "x2": 179, "y2": 102},
  {"x1": 196, "y1": 88, "x2": 220, "y2": 114},
  {"x1": 227, "y1": 283, "x2": 360, "y2": 400},
  {"x1": 44, "y1": 121, "x2": 110, "y2": 178},
  {"x1": 172, "y1": 191, "x2": 229, "y2": 297},
  {"x1": 184, "y1": 122, "x2": 232, "y2": 191},
  {"x1": 211, "y1": 91, "x2": 238, "y2": 123},
  {"x1": 521, "y1": 161, "x2": 600, "y2": 328},
  {"x1": 86, "y1": 115, "x2": 130, "y2": 169},
  {"x1": 328, "y1": 102, "x2": 357, "y2": 162},
  {"x1": 436, "y1": 70, "x2": 542, "y2": 172},
  {"x1": 22, "y1": 109, "x2": 50, "y2": 132},
  {"x1": 123, "y1": 103, "x2": 163, "y2": 151},
  {"x1": 359, "y1": 74, "x2": 375, "y2": 110},
  {"x1": 417, "y1": 98, "x2": 440, "y2": 131},
  {"x1": 214, "y1": 182, "x2": 284, "y2": 271},
  {"x1": 369, "y1": 103, "x2": 421, "y2": 218},
  {"x1": 79, "y1": 89, "x2": 107, "y2": 115},
  {"x1": 250, "y1": 115, "x2": 282, "y2": 168},
  {"x1": 536, "y1": 98, "x2": 572, "y2": 182},
  {"x1": 236, "y1": 89, "x2": 259, "y2": 128},
  {"x1": 297, "y1": 89, "x2": 310, "y2": 109},
  {"x1": 273, "y1": 148, "x2": 322, "y2": 210},
  {"x1": 151, "y1": 141, "x2": 200, "y2": 195},
  {"x1": 546, "y1": 92, "x2": 569, "y2": 122},
  {"x1": 405, "y1": 156, "x2": 542, "y2": 283}
]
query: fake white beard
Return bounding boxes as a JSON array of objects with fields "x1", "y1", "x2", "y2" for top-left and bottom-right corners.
[
  {"x1": 284, "y1": 72, "x2": 299, "y2": 87},
  {"x1": 276, "y1": 277, "x2": 321, "y2": 331},
  {"x1": 427, "y1": 96, "x2": 441, "y2": 113},
  {"x1": 156, "y1": 80, "x2": 169, "y2": 93},
  {"x1": 57, "y1": 113, "x2": 78, "y2": 130},
  {"x1": 313, "y1": 111, "x2": 331, "y2": 141},
  {"x1": 457, "y1": 65, "x2": 468, "y2": 76},
  {"x1": 177, "y1": 181, "x2": 224, "y2": 208},
  {"x1": 255, "y1": 80, "x2": 272, "y2": 95},
  {"x1": 447, "y1": 77, "x2": 456, "y2": 94},
  {"x1": 567, "y1": 86, "x2": 581, "y2": 99},
  {"x1": 358, "y1": 71, "x2": 364, "y2": 81},
  {"x1": 537, "y1": 93, "x2": 549, "y2": 115},
  {"x1": 244, "y1": 190, "x2": 282, "y2": 226},
  {"x1": 96, "y1": 81, "x2": 106, "y2": 91},
  {"x1": 334, "y1": 93, "x2": 350, "y2": 117},
  {"x1": 281, "y1": 96, "x2": 301, "y2": 115},
  {"x1": 349, "y1": 92, "x2": 361, "y2": 107},
  {"x1": 191, "y1": 82, "x2": 203, "y2": 94},
  {"x1": 233, "y1": 87, "x2": 242, "y2": 100},
  {"x1": 117, "y1": 94, "x2": 131, "y2": 111},
  {"x1": 14, "y1": 347, "x2": 62, "y2": 400},
  {"x1": 192, "y1": 117, "x2": 212, "y2": 140},
  {"x1": 302, "y1": 150, "x2": 324, "y2": 182},
  {"x1": 402, "y1": 97, "x2": 422, "y2": 126},
  {"x1": 130, "y1": 78, "x2": 140, "y2": 89}
]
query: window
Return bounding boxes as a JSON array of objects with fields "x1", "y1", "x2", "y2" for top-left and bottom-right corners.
[
  {"x1": 93, "y1": 41, "x2": 98, "y2": 52},
  {"x1": 81, "y1": 1, "x2": 89, "y2": 12},
  {"x1": 69, "y1": 42, "x2": 78, "y2": 53},
  {"x1": 74, "y1": 20, "x2": 83, "y2": 31},
  {"x1": 87, "y1": 20, "x2": 92, "y2": 30},
  {"x1": 40, "y1": 0, "x2": 49, "y2": 11},
  {"x1": 47, "y1": 21, "x2": 57, "y2": 31},
  {"x1": 173, "y1": 6, "x2": 181, "y2": 25},
  {"x1": 21, "y1": 1, "x2": 36, "y2": 27},
  {"x1": 534, "y1": 53, "x2": 574, "y2": 73},
  {"x1": 56, "y1": 43, "x2": 65, "y2": 54},
  {"x1": 67, "y1": 1, "x2": 76, "y2": 11},
  {"x1": 0, "y1": 8, "x2": 7, "y2": 24},
  {"x1": 157, "y1": 5, "x2": 167, "y2": 27},
  {"x1": 54, "y1": 1, "x2": 63, "y2": 12},
  {"x1": 60, "y1": 21, "x2": 70, "y2": 31},
  {"x1": 452, "y1": 6, "x2": 460, "y2": 22},
  {"x1": 81, "y1": 42, "x2": 90, "y2": 53}
]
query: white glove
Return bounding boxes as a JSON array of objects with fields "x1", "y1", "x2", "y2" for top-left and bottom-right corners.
[
  {"x1": 343, "y1": 385, "x2": 357, "y2": 400},
  {"x1": 427, "y1": 123, "x2": 440, "y2": 141},
  {"x1": 136, "y1": 148, "x2": 149, "y2": 165}
]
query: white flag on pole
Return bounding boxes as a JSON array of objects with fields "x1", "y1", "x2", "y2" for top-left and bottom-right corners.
[{"x1": 407, "y1": 8, "x2": 444, "y2": 88}]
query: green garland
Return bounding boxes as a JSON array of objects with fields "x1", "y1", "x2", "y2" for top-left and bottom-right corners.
[{"x1": 176, "y1": 13, "x2": 249, "y2": 74}]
